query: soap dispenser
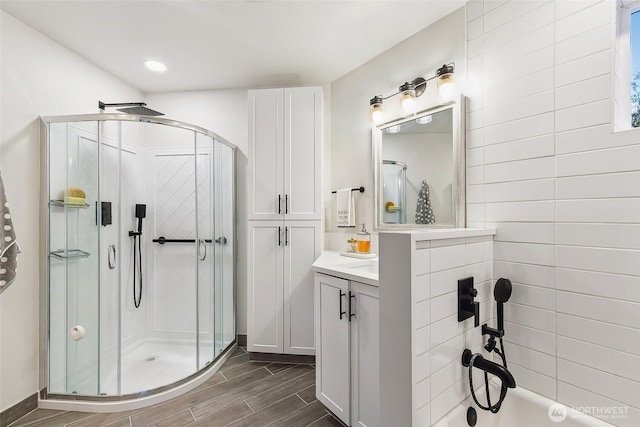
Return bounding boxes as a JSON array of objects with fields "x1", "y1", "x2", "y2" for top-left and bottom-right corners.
[{"x1": 356, "y1": 224, "x2": 371, "y2": 254}]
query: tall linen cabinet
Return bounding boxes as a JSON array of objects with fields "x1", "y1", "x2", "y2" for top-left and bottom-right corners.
[{"x1": 247, "y1": 87, "x2": 322, "y2": 355}]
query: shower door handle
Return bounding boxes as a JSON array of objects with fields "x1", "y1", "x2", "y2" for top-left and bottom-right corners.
[
  {"x1": 198, "y1": 239, "x2": 207, "y2": 261},
  {"x1": 108, "y1": 244, "x2": 116, "y2": 270}
]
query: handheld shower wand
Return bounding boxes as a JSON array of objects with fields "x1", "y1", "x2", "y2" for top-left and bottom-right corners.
[
  {"x1": 495, "y1": 277, "x2": 512, "y2": 332},
  {"x1": 135, "y1": 204, "x2": 146, "y2": 234},
  {"x1": 130, "y1": 204, "x2": 146, "y2": 308}
]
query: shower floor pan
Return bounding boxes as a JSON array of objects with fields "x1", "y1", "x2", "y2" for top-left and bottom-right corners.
[{"x1": 39, "y1": 341, "x2": 236, "y2": 413}]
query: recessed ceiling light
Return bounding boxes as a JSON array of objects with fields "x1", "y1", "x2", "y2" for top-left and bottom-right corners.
[{"x1": 144, "y1": 60, "x2": 167, "y2": 72}]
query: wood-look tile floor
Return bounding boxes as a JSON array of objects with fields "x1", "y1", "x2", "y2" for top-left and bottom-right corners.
[{"x1": 9, "y1": 348, "x2": 346, "y2": 427}]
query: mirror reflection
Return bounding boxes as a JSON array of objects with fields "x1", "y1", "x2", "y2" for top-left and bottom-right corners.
[{"x1": 374, "y1": 99, "x2": 465, "y2": 229}]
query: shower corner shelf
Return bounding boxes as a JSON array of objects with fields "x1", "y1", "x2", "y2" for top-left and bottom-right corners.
[
  {"x1": 50, "y1": 199, "x2": 90, "y2": 209},
  {"x1": 50, "y1": 249, "x2": 91, "y2": 260}
]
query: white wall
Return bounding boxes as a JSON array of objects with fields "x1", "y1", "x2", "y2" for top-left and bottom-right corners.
[
  {"x1": 0, "y1": 11, "x2": 142, "y2": 411},
  {"x1": 328, "y1": 7, "x2": 466, "y2": 251},
  {"x1": 466, "y1": 0, "x2": 640, "y2": 424},
  {"x1": 379, "y1": 232, "x2": 494, "y2": 425}
]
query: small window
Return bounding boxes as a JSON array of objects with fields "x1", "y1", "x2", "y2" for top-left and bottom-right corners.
[
  {"x1": 616, "y1": 0, "x2": 640, "y2": 130},
  {"x1": 631, "y1": 9, "x2": 640, "y2": 126}
]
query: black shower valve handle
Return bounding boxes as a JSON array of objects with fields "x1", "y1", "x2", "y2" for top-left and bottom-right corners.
[
  {"x1": 469, "y1": 286, "x2": 479, "y2": 327},
  {"x1": 458, "y1": 277, "x2": 480, "y2": 327},
  {"x1": 472, "y1": 301, "x2": 479, "y2": 327}
]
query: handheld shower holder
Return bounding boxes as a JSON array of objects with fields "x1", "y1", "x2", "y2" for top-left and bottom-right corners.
[{"x1": 482, "y1": 324, "x2": 504, "y2": 338}]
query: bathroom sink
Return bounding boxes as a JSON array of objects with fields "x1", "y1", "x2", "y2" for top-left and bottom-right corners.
[{"x1": 338, "y1": 260, "x2": 379, "y2": 274}]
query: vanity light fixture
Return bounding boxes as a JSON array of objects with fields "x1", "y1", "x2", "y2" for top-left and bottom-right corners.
[
  {"x1": 370, "y1": 96, "x2": 384, "y2": 125},
  {"x1": 385, "y1": 125, "x2": 401, "y2": 134},
  {"x1": 436, "y1": 63, "x2": 456, "y2": 100},
  {"x1": 416, "y1": 115, "x2": 433, "y2": 125},
  {"x1": 369, "y1": 63, "x2": 455, "y2": 123}
]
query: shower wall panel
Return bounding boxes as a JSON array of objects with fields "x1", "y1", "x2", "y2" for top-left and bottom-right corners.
[{"x1": 152, "y1": 152, "x2": 205, "y2": 339}]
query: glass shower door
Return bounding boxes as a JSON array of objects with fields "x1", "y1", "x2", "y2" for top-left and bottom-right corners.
[
  {"x1": 47, "y1": 120, "x2": 100, "y2": 395},
  {"x1": 196, "y1": 132, "x2": 215, "y2": 368},
  {"x1": 215, "y1": 142, "x2": 235, "y2": 352},
  {"x1": 98, "y1": 120, "x2": 121, "y2": 396}
]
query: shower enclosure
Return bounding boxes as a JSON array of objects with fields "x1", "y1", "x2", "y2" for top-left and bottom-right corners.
[
  {"x1": 40, "y1": 114, "x2": 235, "y2": 400},
  {"x1": 381, "y1": 160, "x2": 407, "y2": 224}
]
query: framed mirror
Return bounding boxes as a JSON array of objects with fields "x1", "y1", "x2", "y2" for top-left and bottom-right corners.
[{"x1": 373, "y1": 95, "x2": 465, "y2": 229}]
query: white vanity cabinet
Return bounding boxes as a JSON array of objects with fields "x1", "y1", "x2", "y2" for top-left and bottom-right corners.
[
  {"x1": 248, "y1": 86, "x2": 322, "y2": 221},
  {"x1": 314, "y1": 272, "x2": 379, "y2": 427}
]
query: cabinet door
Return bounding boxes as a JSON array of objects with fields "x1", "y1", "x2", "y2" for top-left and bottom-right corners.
[
  {"x1": 248, "y1": 89, "x2": 284, "y2": 221},
  {"x1": 247, "y1": 221, "x2": 284, "y2": 353},
  {"x1": 284, "y1": 87, "x2": 322, "y2": 220},
  {"x1": 283, "y1": 221, "x2": 320, "y2": 354},
  {"x1": 315, "y1": 273, "x2": 350, "y2": 425},
  {"x1": 350, "y1": 281, "x2": 380, "y2": 427}
]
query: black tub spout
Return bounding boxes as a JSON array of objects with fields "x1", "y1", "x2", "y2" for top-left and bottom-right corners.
[{"x1": 462, "y1": 349, "x2": 516, "y2": 389}]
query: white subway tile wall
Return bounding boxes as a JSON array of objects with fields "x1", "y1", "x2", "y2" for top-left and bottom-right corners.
[
  {"x1": 408, "y1": 236, "x2": 494, "y2": 425},
  {"x1": 466, "y1": 0, "x2": 640, "y2": 424}
]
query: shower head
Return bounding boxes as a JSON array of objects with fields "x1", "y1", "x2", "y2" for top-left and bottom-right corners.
[
  {"x1": 116, "y1": 106, "x2": 164, "y2": 116},
  {"x1": 98, "y1": 101, "x2": 164, "y2": 117}
]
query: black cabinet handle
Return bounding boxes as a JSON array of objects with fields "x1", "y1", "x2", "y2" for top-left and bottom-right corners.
[
  {"x1": 349, "y1": 292, "x2": 356, "y2": 321},
  {"x1": 278, "y1": 194, "x2": 282, "y2": 214},
  {"x1": 278, "y1": 226, "x2": 281, "y2": 246},
  {"x1": 285, "y1": 226, "x2": 288, "y2": 246},
  {"x1": 339, "y1": 290, "x2": 346, "y2": 319},
  {"x1": 285, "y1": 194, "x2": 289, "y2": 214}
]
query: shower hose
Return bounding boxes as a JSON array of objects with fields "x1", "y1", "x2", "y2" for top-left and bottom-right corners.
[
  {"x1": 133, "y1": 234, "x2": 142, "y2": 308},
  {"x1": 468, "y1": 336, "x2": 508, "y2": 413}
]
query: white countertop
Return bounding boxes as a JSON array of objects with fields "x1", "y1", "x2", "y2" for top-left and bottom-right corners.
[
  {"x1": 379, "y1": 227, "x2": 496, "y2": 241},
  {"x1": 312, "y1": 229, "x2": 495, "y2": 287},
  {"x1": 311, "y1": 251, "x2": 379, "y2": 287}
]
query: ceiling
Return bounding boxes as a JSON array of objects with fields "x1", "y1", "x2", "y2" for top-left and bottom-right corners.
[{"x1": 0, "y1": 0, "x2": 464, "y2": 94}]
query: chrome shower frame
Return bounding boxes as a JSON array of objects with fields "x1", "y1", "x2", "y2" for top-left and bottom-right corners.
[{"x1": 38, "y1": 113, "x2": 238, "y2": 411}]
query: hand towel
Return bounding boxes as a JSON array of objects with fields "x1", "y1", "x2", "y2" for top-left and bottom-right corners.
[
  {"x1": 415, "y1": 179, "x2": 436, "y2": 225},
  {"x1": 0, "y1": 171, "x2": 20, "y2": 294},
  {"x1": 336, "y1": 188, "x2": 355, "y2": 228}
]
